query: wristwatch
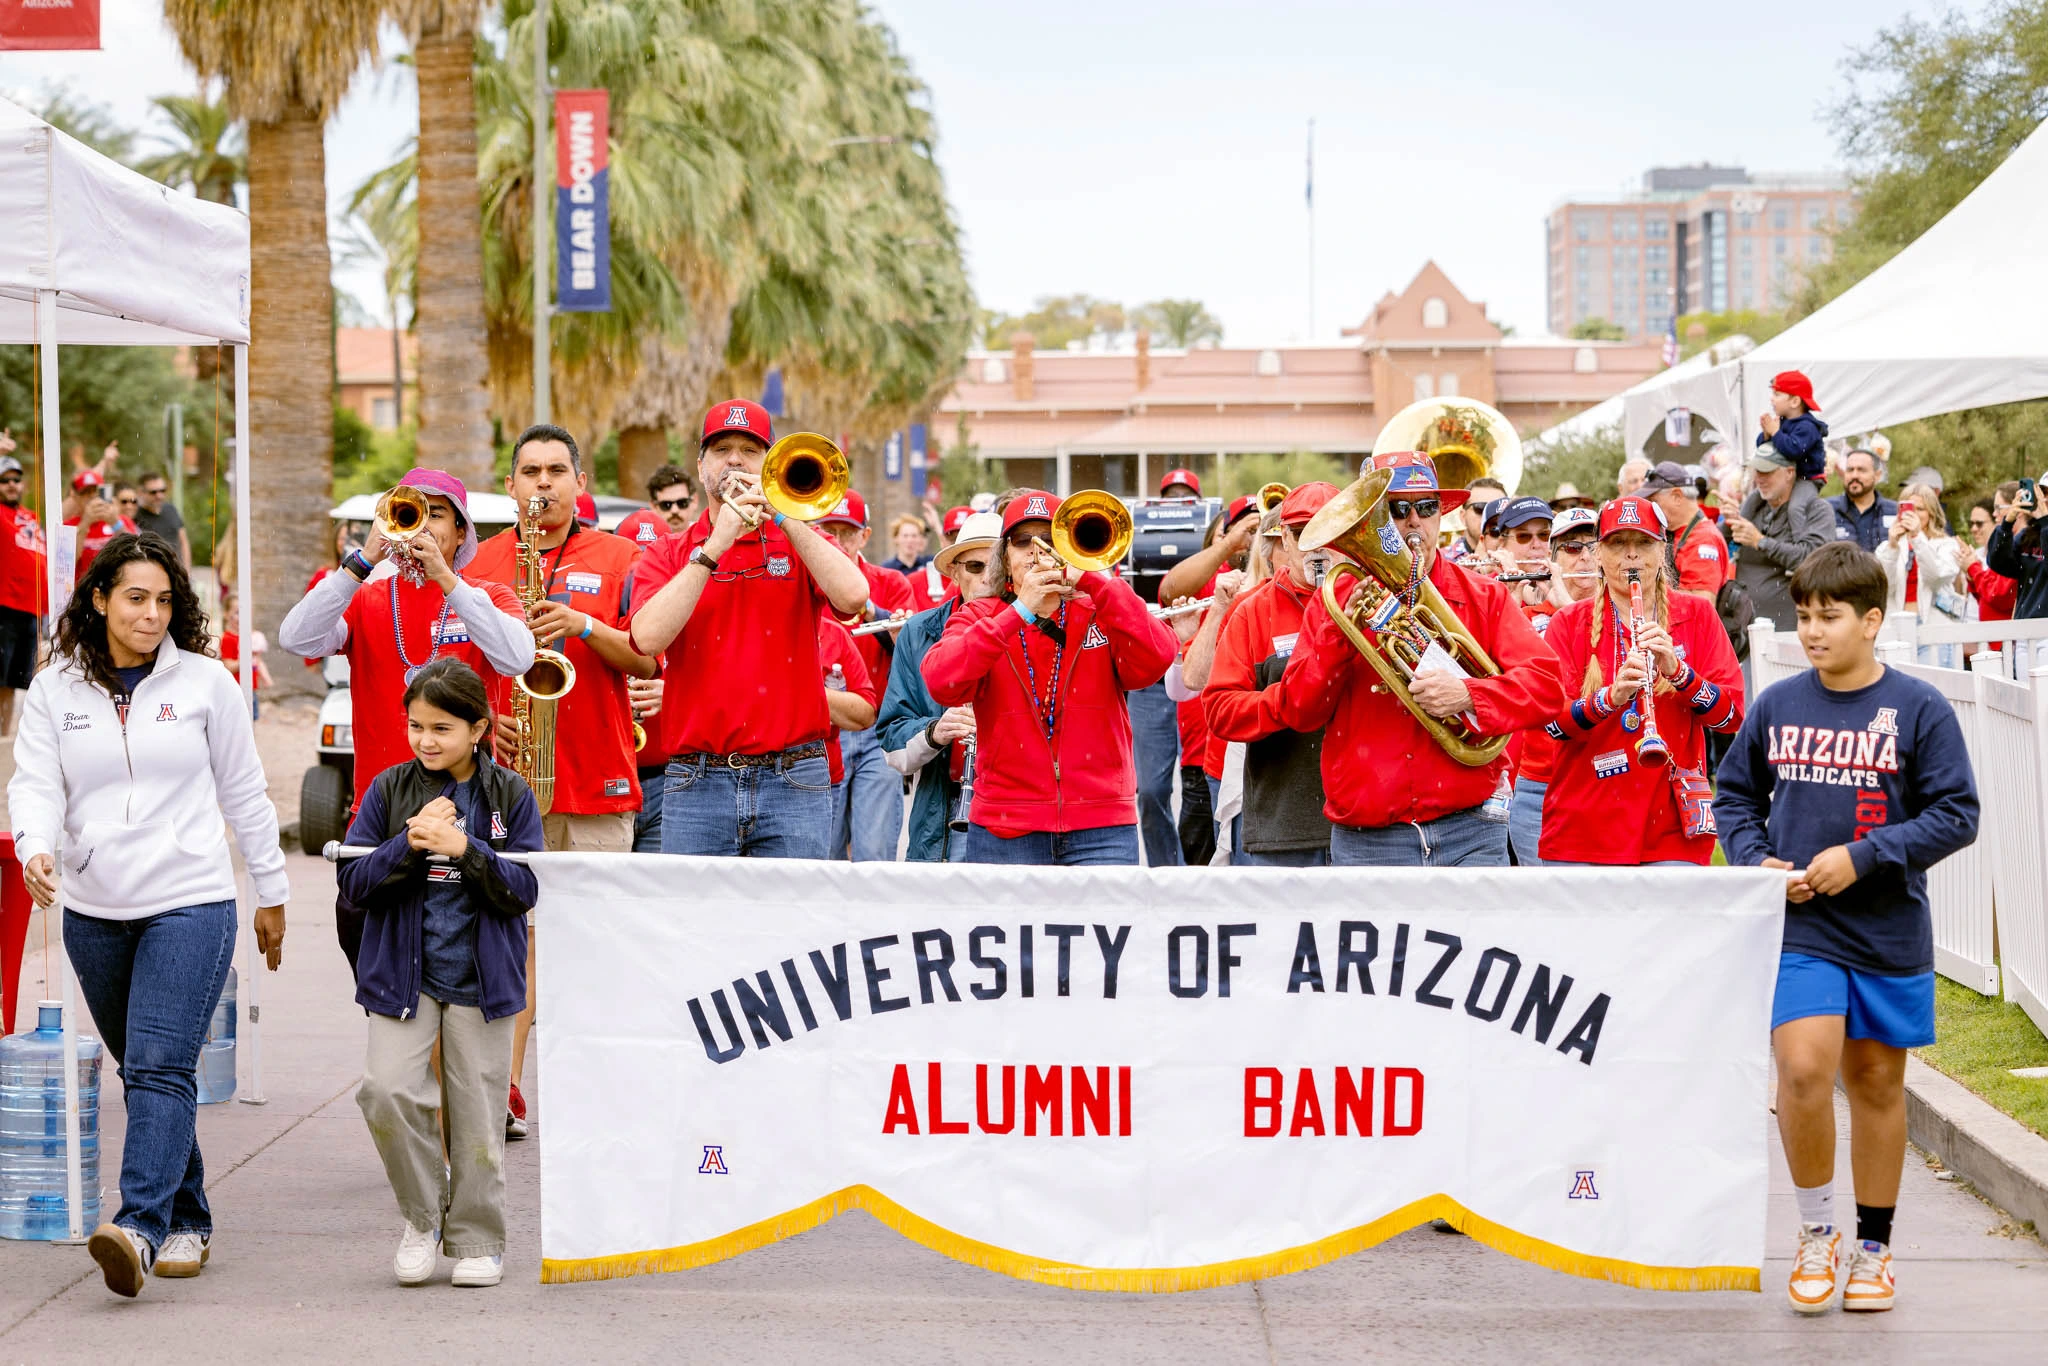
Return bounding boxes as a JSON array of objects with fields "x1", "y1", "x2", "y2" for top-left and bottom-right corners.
[{"x1": 689, "y1": 547, "x2": 720, "y2": 574}]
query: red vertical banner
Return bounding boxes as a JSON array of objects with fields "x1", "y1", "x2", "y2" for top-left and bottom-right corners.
[{"x1": 0, "y1": 0, "x2": 100, "y2": 50}]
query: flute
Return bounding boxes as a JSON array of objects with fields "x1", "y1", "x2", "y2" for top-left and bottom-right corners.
[
  {"x1": 1149, "y1": 596, "x2": 1213, "y2": 620},
  {"x1": 850, "y1": 617, "x2": 906, "y2": 637}
]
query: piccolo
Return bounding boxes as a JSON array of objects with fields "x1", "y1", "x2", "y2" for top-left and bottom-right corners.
[{"x1": 1150, "y1": 597, "x2": 1214, "y2": 620}]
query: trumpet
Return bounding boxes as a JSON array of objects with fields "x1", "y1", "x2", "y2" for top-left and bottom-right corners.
[
  {"x1": 1626, "y1": 570, "x2": 1671, "y2": 769},
  {"x1": 375, "y1": 484, "x2": 432, "y2": 583}
]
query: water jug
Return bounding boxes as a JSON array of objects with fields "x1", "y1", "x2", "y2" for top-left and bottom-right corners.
[
  {"x1": 0, "y1": 1003, "x2": 103, "y2": 1240},
  {"x1": 196, "y1": 966, "x2": 237, "y2": 1105}
]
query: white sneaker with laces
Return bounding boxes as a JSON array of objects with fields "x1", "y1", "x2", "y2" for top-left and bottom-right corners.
[
  {"x1": 1787, "y1": 1223, "x2": 1840, "y2": 1314},
  {"x1": 394, "y1": 1224, "x2": 440, "y2": 1286},
  {"x1": 155, "y1": 1231, "x2": 211, "y2": 1278},
  {"x1": 451, "y1": 1253, "x2": 503, "y2": 1288}
]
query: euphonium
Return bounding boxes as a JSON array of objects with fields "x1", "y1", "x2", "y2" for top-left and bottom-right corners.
[
  {"x1": 513, "y1": 494, "x2": 577, "y2": 815},
  {"x1": 1048, "y1": 490, "x2": 1133, "y2": 572},
  {"x1": 1296, "y1": 467, "x2": 1508, "y2": 766},
  {"x1": 1626, "y1": 570, "x2": 1671, "y2": 769}
]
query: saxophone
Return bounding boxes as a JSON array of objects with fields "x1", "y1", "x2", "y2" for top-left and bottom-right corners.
[{"x1": 513, "y1": 494, "x2": 576, "y2": 814}]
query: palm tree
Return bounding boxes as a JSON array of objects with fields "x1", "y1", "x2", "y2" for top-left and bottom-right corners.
[
  {"x1": 164, "y1": 1, "x2": 385, "y2": 661},
  {"x1": 1133, "y1": 299, "x2": 1224, "y2": 349},
  {"x1": 388, "y1": 1, "x2": 493, "y2": 487},
  {"x1": 135, "y1": 90, "x2": 245, "y2": 206}
]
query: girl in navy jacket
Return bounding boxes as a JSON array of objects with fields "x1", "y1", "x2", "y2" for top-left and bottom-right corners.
[{"x1": 339, "y1": 658, "x2": 540, "y2": 1289}]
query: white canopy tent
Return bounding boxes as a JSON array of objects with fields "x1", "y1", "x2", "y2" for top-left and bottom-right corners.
[
  {"x1": 0, "y1": 95, "x2": 258, "y2": 1240},
  {"x1": 1624, "y1": 118, "x2": 2048, "y2": 457},
  {"x1": 1532, "y1": 335, "x2": 1755, "y2": 451}
]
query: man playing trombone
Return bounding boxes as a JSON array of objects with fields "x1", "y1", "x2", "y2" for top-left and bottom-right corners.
[{"x1": 627, "y1": 400, "x2": 869, "y2": 858}]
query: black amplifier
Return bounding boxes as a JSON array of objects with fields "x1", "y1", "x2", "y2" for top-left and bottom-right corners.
[{"x1": 1121, "y1": 496, "x2": 1221, "y2": 605}]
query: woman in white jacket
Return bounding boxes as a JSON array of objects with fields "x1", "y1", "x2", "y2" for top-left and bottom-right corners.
[
  {"x1": 8, "y1": 534, "x2": 287, "y2": 1299},
  {"x1": 1876, "y1": 483, "x2": 1967, "y2": 668}
]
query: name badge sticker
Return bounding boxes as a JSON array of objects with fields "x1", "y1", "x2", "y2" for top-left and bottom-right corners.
[
  {"x1": 564, "y1": 571, "x2": 603, "y2": 595},
  {"x1": 1593, "y1": 750, "x2": 1630, "y2": 780},
  {"x1": 1272, "y1": 633, "x2": 1298, "y2": 658}
]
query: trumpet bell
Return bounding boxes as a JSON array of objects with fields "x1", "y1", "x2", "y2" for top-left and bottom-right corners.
[
  {"x1": 376, "y1": 485, "x2": 431, "y2": 543},
  {"x1": 1370, "y1": 397, "x2": 1523, "y2": 496},
  {"x1": 1256, "y1": 482, "x2": 1290, "y2": 515},
  {"x1": 1051, "y1": 490, "x2": 1134, "y2": 572},
  {"x1": 761, "y1": 432, "x2": 852, "y2": 523}
]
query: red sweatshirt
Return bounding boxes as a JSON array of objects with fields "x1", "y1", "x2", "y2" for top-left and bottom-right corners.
[
  {"x1": 922, "y1": 571, "x2": 1176, "y2": 835},
  {"x1": 1965, "y1": 558, "x2": 2017, "y2": 622},
  {"x1": 1274, "y1": 554, "x2": 1567, "y2": 829},
  {"x1": 1538, "y1": 589, "x2": 1744, "y2": 866}
]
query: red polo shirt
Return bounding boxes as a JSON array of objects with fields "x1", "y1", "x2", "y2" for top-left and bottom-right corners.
[
  {"x1": 629, "y1": 515, "x2": 830, "y2": 757},
  {"x1": 832, "y1": 557, "x2": 914, "y2": 685},
  {"x1": 614, "y1": 508, "x2": 669, "y2": 551},
  {"x1": 467, "y1": 525, "x2": 643, "y2": 815},
  {"x1": 1672, "y1": 513, "x2": 1732, "y2": 594},
  {"x1": 0, "y1": 504, "x2": 47, "y2": 615},
  {"x1": 818, "y1": 615, "x2": 876, "y2": 784},
  {"x1": 340, "y1": 573, "x2": 527, "y2": 808}
]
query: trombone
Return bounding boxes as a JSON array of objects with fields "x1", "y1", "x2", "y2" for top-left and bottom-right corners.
[
  {"x1": 716, "y1": 432, "x2": 852, "y2": 529},
  {"x1": 1042, "y1": 490, "x2": 1133, "y2": 572}
]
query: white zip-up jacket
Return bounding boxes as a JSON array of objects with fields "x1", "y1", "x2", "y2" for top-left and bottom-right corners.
[{"x1": 8, "y1": 645, "x2": 289, "y2": 920}]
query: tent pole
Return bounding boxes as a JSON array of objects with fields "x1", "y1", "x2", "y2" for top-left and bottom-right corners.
[
  {"x1": 232, "y1": 343, "x2": 266, "y2": 1106},
  {"x1": 37, "y1": 290, "x2": 85, "y2": 1242}
]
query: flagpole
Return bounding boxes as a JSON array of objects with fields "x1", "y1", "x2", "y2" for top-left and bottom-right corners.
[
  {"x1": 532, "y1": 0, "x2": 551, "y2": 424},
  {"x1": 1306, "y1": 118, "x2": 1316, "y2": 340}
]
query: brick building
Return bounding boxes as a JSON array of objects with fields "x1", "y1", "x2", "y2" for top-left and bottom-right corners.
[
  {"x1": 1545, "y1": 166, "x2": 1858, "y2": 339},
  {"x1": 931, "y1": 262, "x2": 1665, "y2": 498},
  {"x1": 335, "y1": 327, "x2": 418, "y2": 432}
]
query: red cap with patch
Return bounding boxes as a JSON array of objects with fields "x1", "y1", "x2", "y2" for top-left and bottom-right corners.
[
  {"x1": 941, "y1": 505, "x2": 972, "y2": 535},
  {"x1": 1770, "y1": 369, "x2": 1821, "y2": 412},
  {"x1": 1223, "y1": 495, "x2": 1259, "y2": 528},
  {"x1": 1000, "y1": 489, "x2": 1061, "y2": 535},
  {"x1": 1369, "y1": 451, "x2": 1470, "y2": 510},
  {"x1": 1597, "y1": 495, "x2": 1668, "y2": 540},
  {"x1": 700, "y1": 398, "x2": 774, "y2": 449},
  {"x1": 1279, "y1": 481, "x2": 1340, "y2": 527},
  {"x1": 1160, "y1": 467, "x2": 1201, "y2": 496},
  {"x1": 71, "y1": 469, "x2": 104, "y2": 492},
  {"x1": 816, "y1": 489, "x2": 868, "y2": 529}
]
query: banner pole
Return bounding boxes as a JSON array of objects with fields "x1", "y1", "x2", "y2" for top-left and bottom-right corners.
[{"x1": 532, "y1": 0, "x2": 551, "y2": 425}]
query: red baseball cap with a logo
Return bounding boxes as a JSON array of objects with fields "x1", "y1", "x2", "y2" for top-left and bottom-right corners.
[
  {"x1": 1598, "y1": 495, "x2": 1668, "y2": 540},
  {"x1": 816, "y1": 489, "x2": 869, "y2": 529},
  {"x1": 1160, "y1": 467, "x2": 1201, "y2": 496},
  {"x1": 1770, "y1": 370, "x2": 1821, "y2": 412},
  {"x1": 71, "y1": 469, "x2": 104, "y2": 493},
  {"x1": 1279, "y1": 481, "x2": 1340, "y2": 528},
  {"x1": 1369, "y1": 451, "x2": 1470, "y2": 510},
  {"x1": 700, "y1": 398, "x2": 774, "y2": 450},
  {"x1": 1001, "y1": 489, "x2": 1061, "y2": 535},
  {"x1": 1223, "y1": 495, "x2": 1259, "y2": 528},
  {"x1": 941, "y1": 505, "x2": 972, "y2": 535}
]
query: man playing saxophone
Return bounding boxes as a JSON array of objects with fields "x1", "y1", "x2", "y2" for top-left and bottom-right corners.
[
  {"x1": 467, "y1": 423, "x2": 655, "y2": 1139},
  {"x1": 1274, "y1": 451, "x2": 1567, "y2": 867}
]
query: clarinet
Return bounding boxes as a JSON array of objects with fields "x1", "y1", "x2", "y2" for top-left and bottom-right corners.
[
  {"x1": 949, "y1": 737, "x2": 976, "y2": 833},
  {"x1": 1627, "y1": 569, "x2": 1672, "y2": 768}
]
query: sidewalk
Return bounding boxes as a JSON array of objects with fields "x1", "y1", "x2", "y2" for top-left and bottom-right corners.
[{"x1": 0, "y1": 853, "x2": 2040, "y2": 1363}]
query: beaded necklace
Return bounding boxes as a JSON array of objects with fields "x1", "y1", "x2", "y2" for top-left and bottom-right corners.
[
  {"x1": 1017, "y1": 601, "x2": 1068, "y2": 745},
  {"x1": 391, "y1": 576, "x2": 455, "y2": 685}
]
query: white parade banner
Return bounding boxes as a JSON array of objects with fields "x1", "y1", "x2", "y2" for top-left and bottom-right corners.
[{"x1": 534, "y1": 856, "x2": 1784, "y2": 1292}]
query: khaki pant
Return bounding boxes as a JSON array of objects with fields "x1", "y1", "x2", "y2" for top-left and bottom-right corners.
[{"x1": 357, "y1": 999, "x2": 513, "y2": 1258}]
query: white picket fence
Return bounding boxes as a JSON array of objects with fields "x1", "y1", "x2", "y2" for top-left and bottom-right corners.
[{"x1": 1747, "y1": 618, "x2": 2048, "y2": 1038}]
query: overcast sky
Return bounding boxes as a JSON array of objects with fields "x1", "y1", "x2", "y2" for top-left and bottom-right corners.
[{"x1": 0, "y1": 0, "x2": 1985, "y2": 342}]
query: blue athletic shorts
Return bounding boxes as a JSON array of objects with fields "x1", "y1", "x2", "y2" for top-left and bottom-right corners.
[{"x1": 1771, "y1": 951, "x2": 1935, "y2": 1048}]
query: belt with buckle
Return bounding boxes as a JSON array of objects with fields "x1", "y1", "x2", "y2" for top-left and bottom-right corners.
[{"x1": 677, "y1": 740, "x2": 828, "y2": 771}]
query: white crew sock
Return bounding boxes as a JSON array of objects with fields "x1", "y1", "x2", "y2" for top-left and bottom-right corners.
[{"x1": 1794, "y1": 1182, "x2": 1835, "y2": 1231}]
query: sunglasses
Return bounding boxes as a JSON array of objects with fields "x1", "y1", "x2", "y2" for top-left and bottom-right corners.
[
  {"x1": 954, "y1": 557, "x2": 988, "y2": 575},
  {"x1": 1005, "y1": 532, "x2": 1046, "y2": 550},
  {"x1": 655, "y1": 496, "x2": 692, "y2": 512},
  {"x1": 1387, "y1": 498, "x2": 1440, "y2": 521},
  {"x1": 1553, "y1": 540, "x2": 1596, "y2": 557}
]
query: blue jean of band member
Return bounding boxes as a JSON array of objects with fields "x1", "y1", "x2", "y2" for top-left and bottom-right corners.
[
  {"x1": 1328, "y1": 804, "x2": 1509, "y2": 867},
  {"x1": 632, "y1": 767, "x2": 666, "y2": 853},
  {"x1": 830, "y1": 724, "x2": 904, "y2": 862},
  {"x1": 1126, "y1": 680, "x2": 1183, "y2": 867},
  {"x1": 1507, "y1": 776, "x2": 1547, "y2": 866},
  {"x1": 661, "y1": 754, "x2": 833, "y2": 858},
  {"x1": 1244, "y1": 846, "x2": 1331, "y2": 867},
  {"x1": 64, "y1": 899, "x2": 237, "y2": 1252},
  {"x1": 961, "y1": 822, "x2": 1140, "y2": 866}
]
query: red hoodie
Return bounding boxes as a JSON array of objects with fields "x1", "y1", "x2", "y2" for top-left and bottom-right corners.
[
  {"x1": 922, "y1": 571, "x2": 1176, "y2": 836},
  {"x1": 1537, "y1": 588, "x2": 1744, "y2": 865},
  {"x1": 1274, "y1": 554, "x2": 1567, "y2": 829}
]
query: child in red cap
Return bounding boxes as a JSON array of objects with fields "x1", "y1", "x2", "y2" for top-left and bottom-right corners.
[{"x1": 1760, "y1": 370, "x2": 1830, "y2": 485}]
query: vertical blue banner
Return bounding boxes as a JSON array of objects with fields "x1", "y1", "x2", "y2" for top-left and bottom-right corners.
[
  {"x1": 908, "y1": 422, "x2": 929, "y2": 500},
  {"x1": 555, "y1": 89, "x2": 610, "y2": 313},
  {"x1": 884, "y1": 431, "x2": 904, "y2": 482}
]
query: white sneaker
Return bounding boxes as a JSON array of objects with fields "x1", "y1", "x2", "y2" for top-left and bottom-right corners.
[
  {"x1": 1787, "y1": 1223, "x2": 1841, "y2": 1314},
  {"x1": 87, "y1": 1223, "x2": 153, "y2": 1299},
  {"x1": 394, "y1": 1224, "x2": 440, "y2": 1286},
  {"x1": 155, "y1": 1231, "x2": 211, "y2": 1278},
  {"x1": 451, "y1": 1253, "x2": 503, "y2": 1288}
]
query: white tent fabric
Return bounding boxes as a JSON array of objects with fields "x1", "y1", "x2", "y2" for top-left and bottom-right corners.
[
  {"x1": 1624, "y1": 118, "x2": 2048, "y2": 455},
  {"x1": 0, "y1": 94, "x2": 249, "y2": 346},
  {"x1": 1532, "y1": 335, "x2": 1754, "y2": 450}
]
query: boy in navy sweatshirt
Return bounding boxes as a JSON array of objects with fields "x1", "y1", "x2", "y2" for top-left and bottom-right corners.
[
  {"x1": 1715, "y1": 543, "x2": 1977, "y2": 1318},
  {"x1": 1758, "y1": 369, "x2": 1830, "y2": 484}
]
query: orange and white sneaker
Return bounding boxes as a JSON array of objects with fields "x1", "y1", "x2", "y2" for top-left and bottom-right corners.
[
  {"x1": 1842, "y1": 1239, "x2": 1896, "y2": 1311},
  {"x1": 1787, "y1": 1224, "x2": 1841, "y2": 1313}
]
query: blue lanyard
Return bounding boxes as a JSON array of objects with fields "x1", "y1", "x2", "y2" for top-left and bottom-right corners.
[{"x1": 1017, "y1": 602, "x2": 1067, "y2": 745}]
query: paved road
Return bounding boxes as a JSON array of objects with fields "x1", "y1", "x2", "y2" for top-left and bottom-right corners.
[{"x1": 0, "y1": 853, "x2": 2040, "y2": 1364}]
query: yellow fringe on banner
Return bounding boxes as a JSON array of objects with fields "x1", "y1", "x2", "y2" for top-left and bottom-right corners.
[{"x1": 540, "y1": 1188, "x2": 1760, "y2": 1294}]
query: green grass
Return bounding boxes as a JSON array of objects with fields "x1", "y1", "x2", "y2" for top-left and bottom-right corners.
[{"x1": 1915, "y1": 978, "x2": 2048, "y2": 1141}]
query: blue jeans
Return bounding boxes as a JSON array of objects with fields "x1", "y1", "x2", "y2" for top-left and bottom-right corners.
[
  {"x1": 1127, "y1": 681, "x2": 1183, "y2": 867},
  {"x1": 961, "y1": 823, "x2": 1139, "y2": 866},
  {"x1": 661, "y1": 754, "x2": 834, "y2": 858},
  {"x1": 830, "y1": 724, "x2": 903, "y2": 862},
  {"x1": 1244, "y1": 846, "x2": 1331, "y2": 867},
  {"x1": 64, "y1": 900, "x2": 237, "y2": 1251},
  {"x1": 1508, "y1": 777, "x2": 1547, "y2": 866},
  {"x1": 633, "y1": 768, "x2": 666, "y2": 853},
  {"x1": 1329, "y1": 805, "x2": 1509, "y2": 867}
]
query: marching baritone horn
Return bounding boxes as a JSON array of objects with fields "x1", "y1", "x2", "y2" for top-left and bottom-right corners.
[
  {"x1": 716, "y1": 431, "x2": 852, "y2": 529},
  {"x1": 1297, "y1": 466, "x2": 1508, "y2": 767}
]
